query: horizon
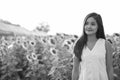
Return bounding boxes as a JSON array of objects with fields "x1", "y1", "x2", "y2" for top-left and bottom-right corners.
[{"x1": 0, "y1": 0, "x2": 120, "y2": 35}]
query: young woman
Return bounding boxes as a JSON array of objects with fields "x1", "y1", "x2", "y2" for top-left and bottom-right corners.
[{"x1": 72, "y1": 12, "x2": 114, "y2": 80}]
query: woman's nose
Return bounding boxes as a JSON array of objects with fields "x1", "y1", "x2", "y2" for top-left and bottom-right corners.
[{"x1": 87, "y1": 24, "x2": 92, "y2": 28}]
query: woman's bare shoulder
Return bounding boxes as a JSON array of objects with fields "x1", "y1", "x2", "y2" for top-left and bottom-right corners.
[{"x1": 105, "y1": 40, "x2": 114, "y2": 53}]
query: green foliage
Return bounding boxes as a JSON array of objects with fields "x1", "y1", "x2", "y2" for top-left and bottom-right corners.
[{"x1": 0, "y1": 33, "x2": 120, "y2": 80}]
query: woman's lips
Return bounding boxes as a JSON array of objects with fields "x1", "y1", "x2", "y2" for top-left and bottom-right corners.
[{"x1": 87, "y1": 29, "x2": 93, "y2": 31}]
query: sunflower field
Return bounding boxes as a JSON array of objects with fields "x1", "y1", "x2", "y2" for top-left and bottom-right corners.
[{"x1": 0, "y1": 33, "x2": 120, "y2": 80}]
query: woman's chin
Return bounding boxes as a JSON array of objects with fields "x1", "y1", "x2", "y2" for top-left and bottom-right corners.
[{"x1": 86, "y1": 32, "x2": 95, "y2": 36}]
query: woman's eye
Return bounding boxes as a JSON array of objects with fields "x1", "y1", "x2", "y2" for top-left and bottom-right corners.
[
  {"x1": 85, "y1": 22, "x2": 88, "y2": 25},
  {"x1": 91, "y1": 22, "x2": 95, "y2": 25}
]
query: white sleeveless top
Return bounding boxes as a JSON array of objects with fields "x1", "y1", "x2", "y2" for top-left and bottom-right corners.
[{"x1": 79, "y1": 38, "x2": 108, "y2": 80}]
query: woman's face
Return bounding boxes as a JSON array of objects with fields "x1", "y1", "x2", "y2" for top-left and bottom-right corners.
[{"x1": 84, "y1": 17, "x2": 98, "y2": 36}]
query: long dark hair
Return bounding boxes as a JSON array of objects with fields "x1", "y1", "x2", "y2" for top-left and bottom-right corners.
[{"x1": 74, "y1": 12, "x2": 106, "y2": 61}]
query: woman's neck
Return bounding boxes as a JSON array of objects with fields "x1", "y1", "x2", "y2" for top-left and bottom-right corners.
[{"x1": 87, "y1": 34, "x2": 98, "y2": 42}]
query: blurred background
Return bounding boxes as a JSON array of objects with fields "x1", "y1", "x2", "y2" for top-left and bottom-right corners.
[
  {"x1": 0, "y1": 0, "x2": 120, "y2": 80},
  {"x1": 0, "y1": 0, "x2": 120, "y2": 35}
]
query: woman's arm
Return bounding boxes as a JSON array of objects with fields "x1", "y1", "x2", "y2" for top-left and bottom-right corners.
[
  {"x1": 72, "y1": 55, "x2": 80, "y2": 80},
  {"x1": 105, "y1": 40, "x2": 114, "y2": 80}
]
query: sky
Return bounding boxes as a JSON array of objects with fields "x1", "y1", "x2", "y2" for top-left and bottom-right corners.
[{"x1": 0, "y1": 0, "x2": 120, "y2": 35}]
